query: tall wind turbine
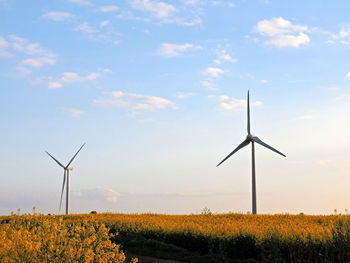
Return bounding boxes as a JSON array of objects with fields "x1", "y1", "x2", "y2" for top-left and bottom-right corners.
[
  {"x1": 217, "y1": 91, "x2": 285, "y2": 214},
  {"x1": 46, "y1": 143, "x2": 85, "y2": 215}
]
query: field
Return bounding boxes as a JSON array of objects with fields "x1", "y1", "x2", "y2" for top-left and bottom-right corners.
[{"x1": 1, "y1": 212, "x2": 350, "y2": 262}]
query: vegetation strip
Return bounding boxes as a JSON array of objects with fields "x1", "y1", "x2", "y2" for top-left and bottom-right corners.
[{"x1": 1, "y1": 213, "x2": 350, "y2": 262}]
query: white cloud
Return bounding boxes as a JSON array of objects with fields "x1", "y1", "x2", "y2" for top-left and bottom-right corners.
[
  {"x1": 20, "y1": 57, "x2": 55, "y2": 68},
  {"x1": 42, "y1": 11, "x2": 73, "y2": 21},
  {"x1": 157, "y1": 43, "x2": 200, "y2": 57},
  {"x1": 118, "y1": 0, "x2": 201, "y2": 27},
  {"x1": 73, "y1": 187, "x2": 120, "y2": 203},
  {"x1": 255, "y1": 17, "x2": 310, "y2": 47},
  {"x1": 1, "y1": 35, "x2": 56, "y2": 72},
  {"x1": 200, "y1": 80, "x2": 217, "y2": 91},
  {"x1": 48, "y1": 81, "x2": 62, "y2": 89},
  {"x1": 60, "y1": 71, "x2": 100, "y2": 82},
  {"x1": 175, "y1": 92, "x2": 198, "y2": 99},
  {"x1": 182, "y1": 0, "x2": 201, "y2": 4},
  {"x1": 329, "y1": 25, "x2": 350, "y2": 45},
  {"x1": 216, "y1": 95, "x2": 262, "y2": 111},
  {"x1": 99, "y1": 5, "x2": 119, "y2": 12},
  {"x1": 203, "y1": 67, "x2": 224, "y2": 78},
  {"x1": 0, "y1": 36, "x2": 10, "y2": 56},
  {"x1": 99, "y1": 68, "x2": 112, "y2": 73},
  {"x1": 213, "y1": 49, "x2": 237, "y2": 64},
  {"x1": 217, "y1": 54, "x2": 237, "y2": 63},
  {"x1": 48, "y1": 71, "x2": 100, "y2": 88},
  {"x1": 72, "y1": 21, "x2": 119, "y2": 44},
  {"x1": 209, "y1": 94, "x2": 262, "y2": 111},
  {"x1": 227, "y1": 2, "x2": 235, "y2": 7},
  {"x1": 131, "y1": 0, "x2": 177, "y2": 18},
  {"x1": 94, "y1": 91, "x2": 178, "y2": 112},
  {"x1": 61, "y1": 72, "x2": 79, "y2": 82},
  {"x1": 100, "y1": 20, "x2": 110, "y2": 27},
  {"x1": 200, "y1": 80, "x2": 212, "y2": 87},
  {"x1": 297, "y1": 114, "x2": 315, "y2": 120},
  {"x1": 64, "y1": 108, "x2": 84, "y2": 117},
  {"x1": 9, "y1": 35, "x2": 53, "y2": 55},
  {"x1": 211, "y1": 1, "x2": 221, "y2": 6},
  {"x1": 256, "y1": 17, "x2": 307, "y2": 36},
  {"x1": 261, "y1": 79, "x2": 267, "y2": 83},
  {"x1": 15, "y1": 66, "x2": 32, "y2": 75},
  {"x1": 116, "y1": 10, "x2": 150, "y2": 22},
  {"x1": 86, "y1": 72, "x2": 99, "y2": 80},
  {"x1": 180, "y1": 18, "x2": 202, "y2": 27},
  {"x1": 68, "y1": 0, "x2": 92, "y2": 6},
  {"x1": 345, "y1": 72, "x2": 350, "y2": 78},
  {"x1": 219, "y1": 95, "x2": 229, "y2": 100},
  {"x1": 339, "y1": 27, "x2": 350, "y2": 38},
  {"x1": 74, "y1": 22, "x2": 97, "y2": 34},
  {"x1": 267, "y1": 33, "x2": 310, "y2": 47}
]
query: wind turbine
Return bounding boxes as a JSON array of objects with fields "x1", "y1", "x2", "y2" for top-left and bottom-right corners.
[
  {"x1": 45, "y1": 143, "x2": 85, "y2": 215},
  {"x1": 217, "y1": 91, "x2": 285, "y2": 214}
]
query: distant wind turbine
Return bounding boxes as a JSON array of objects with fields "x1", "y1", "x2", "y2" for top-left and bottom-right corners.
[
  {"x1": 217, "y1": 91, "x2": 285, "y2": 214},
  {"x1": 45, "y1": 143, "x2": 85, "y2": 215}
]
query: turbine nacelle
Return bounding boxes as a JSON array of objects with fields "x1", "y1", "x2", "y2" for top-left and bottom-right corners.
[{"x1": 247, "y1": 134, "x2": 254, "y2": 141}]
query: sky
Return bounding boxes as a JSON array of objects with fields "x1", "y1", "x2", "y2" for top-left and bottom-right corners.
[{"x1": 1, "y1": 0, "x2": 350, "y2": 216}]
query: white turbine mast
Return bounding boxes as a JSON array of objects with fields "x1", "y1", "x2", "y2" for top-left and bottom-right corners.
[
  {"x1": 217, "y1": 91, "x2": 285, "y2": 214},
  {"x1": 45, "y1": 143, "x2": 85, "y2": 215}
]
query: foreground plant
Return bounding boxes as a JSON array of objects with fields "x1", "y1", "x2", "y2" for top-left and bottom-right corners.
[{"x1": 0, "y1": 214, "x2": 137, "y2": 263}]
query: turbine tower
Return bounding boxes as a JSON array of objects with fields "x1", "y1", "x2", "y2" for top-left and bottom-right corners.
[
  {"x1": 45, "y1": 143, "x2": 85, "y2": 215},
  {"x1": 217, "y1": 91, "x2": 285, "y2": 214}
]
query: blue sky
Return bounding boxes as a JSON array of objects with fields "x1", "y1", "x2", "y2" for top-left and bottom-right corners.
[{"x1": 1, "y1": 0, "x2": 350, "y2": 215}]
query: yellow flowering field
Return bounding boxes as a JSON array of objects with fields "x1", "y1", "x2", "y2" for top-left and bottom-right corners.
[
  {"x1": 69, "y1": 213, "x2": 350, "y2": 262},
  {"x1": 1, "y1": 213, "x2": 350, "y2": 262},
  {"x1": 0, "y1": 214, "x2": 137, "y2": 263}
]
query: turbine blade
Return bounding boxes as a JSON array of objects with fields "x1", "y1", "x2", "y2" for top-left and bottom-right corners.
[
  {"x1": 217, "y1": 138, "x2": 250, "y2": 167},
  {"x1": 59, "y1": 170, "x2": 66, "y2": 212},
  {"x1": 45, "y1": 151, "x2": 65, "y2": 169},
  {"x1": 252, "y1": 136, "x2": 286, "y2": 157},
  {"x1": 247, "y1": 90, "x2": 251, "y2": 135},
  {"x1": 66, "y1": 143, "x2": 85, "y2": 168}
]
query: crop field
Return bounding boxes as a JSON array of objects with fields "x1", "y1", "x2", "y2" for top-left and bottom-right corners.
[{"x1": 1, "y1": 213, "x2": 350, "y2": 262}]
